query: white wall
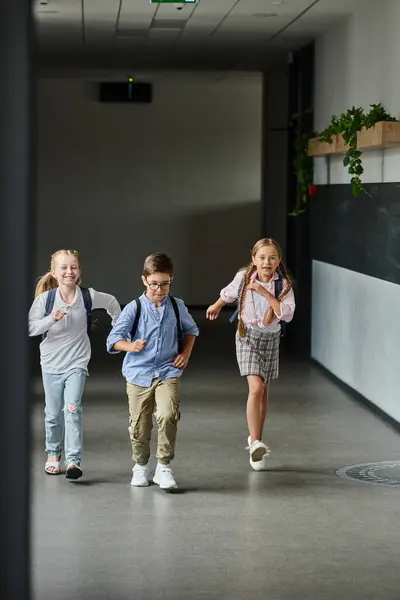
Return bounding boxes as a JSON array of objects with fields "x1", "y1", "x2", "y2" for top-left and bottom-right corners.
[
  {"x1": 37, "y1": 74, "x2": 262, "y2": 305},
  {"x1": 314, "y1": 0, "x2": 400, "y2": 186},
  {"x1": 312, "y1": 261, "x2": 400, "y2": 423},
  {"x1": 312, "y1": 0, "x2": 400, "y2": 422}
]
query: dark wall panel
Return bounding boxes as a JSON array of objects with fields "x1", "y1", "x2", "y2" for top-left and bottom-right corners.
[
  {"x1": 285, "y1": 42, "x2": 314, "y2": 353},
  {"x1": 310, "y1": 183, "x2": 400, "y2": 285}
]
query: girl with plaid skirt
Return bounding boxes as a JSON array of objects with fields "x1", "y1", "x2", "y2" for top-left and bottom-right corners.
[{"x1": 206, "y1": 238, "x2": 295, "y2": 470}]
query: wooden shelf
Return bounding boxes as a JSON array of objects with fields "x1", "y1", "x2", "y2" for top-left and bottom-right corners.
[
  {"x1": 307, "y1": 134, "x2": 348, "y2": 156},
  {"x1": 308, "y1": 136, "x2": 337, "y2": 156},
  {"x1": 335, "y1": 135, "x2": 349, "y2": 153},
  {"x1": 308, "y1": 121, "x2": 400, "y2": 156},
  {"x1": 357, "y1": 121, "x2": 400, "y2": 149}
]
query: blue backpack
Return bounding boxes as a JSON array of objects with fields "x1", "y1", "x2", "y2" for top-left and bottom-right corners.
[
  {"x1": 229, "y1": 274, "x2": 286, "y2": 337},
  {"x1": 42, "y1": 287, "x2": 92, "y2": 340}
]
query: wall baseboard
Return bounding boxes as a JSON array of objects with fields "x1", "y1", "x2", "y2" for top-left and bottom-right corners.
[{"x1": 312, "y1": 359, "x2": 400, "y2": 433}]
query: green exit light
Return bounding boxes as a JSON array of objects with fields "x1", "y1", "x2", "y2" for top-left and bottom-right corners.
[{"x1": 128, "y1": 78, "x2": 133, "y2": 83}]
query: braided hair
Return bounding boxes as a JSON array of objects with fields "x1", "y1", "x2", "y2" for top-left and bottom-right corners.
[
  {"x1": 237, "y1": 238, "x2": 293, "y2": 336},
  {"x1": 237, "y1": 263, "x2": 256, "y2": 336}
]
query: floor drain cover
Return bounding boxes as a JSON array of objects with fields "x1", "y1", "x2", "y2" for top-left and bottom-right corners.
[{"x1": 336, "y1": 461, "x2": 400, "y2": 487}]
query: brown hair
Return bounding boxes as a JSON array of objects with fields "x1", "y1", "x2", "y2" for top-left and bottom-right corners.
[
  {"x1": 34, "y1": 249, "x2": 81, "y2": 298},
  {"x1": 143, "y1": 253, "x2": 174, "y2": 277},
  {"x1": 237, "y1": 238, "x2": 293, "y2": 336}
]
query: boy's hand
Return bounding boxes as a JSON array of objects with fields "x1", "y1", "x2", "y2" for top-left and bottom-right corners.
[
  {"x1": 129, "y1": 339, "x2": 147, "y2": 352},
  {"x1": 173, "y1": 352, "x2": 190, "y2": 369}
]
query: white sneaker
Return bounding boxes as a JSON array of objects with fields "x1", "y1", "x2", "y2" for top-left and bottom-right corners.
[
  {"x1": 130, "y1": 464, "x2": 149, "y2": 487},
  {"x1": 153, "y1": 464, "x2": 178, "y2": 490},
  {"x1": 250, "y1": 457, "x2": 268, "y2": 471},
  {"x1": 246, "y1": 436, "x2": 271, "y2": 470}
]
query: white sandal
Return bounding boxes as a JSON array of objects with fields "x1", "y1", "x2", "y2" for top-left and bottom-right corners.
[{"x1": 45, "y1": 457, "x2": 61, "y2": 475}]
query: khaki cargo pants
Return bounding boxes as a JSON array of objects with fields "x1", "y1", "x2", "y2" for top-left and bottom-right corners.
[{"x1": 126, "y1": 377, "x2": 180, "y2": 466}]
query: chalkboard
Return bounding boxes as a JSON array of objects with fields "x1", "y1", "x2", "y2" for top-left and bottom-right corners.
[{"x1": 310, "y1": 183, "x2": 400, "y2": 285}]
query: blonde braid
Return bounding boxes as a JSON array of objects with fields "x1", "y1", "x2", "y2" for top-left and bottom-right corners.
[
  {"x1": 263, "y1": 260, "x2": 293, "y2": 325},
  {"x1": 238, "y1": 264, "x2": 256, "y2": 337}
]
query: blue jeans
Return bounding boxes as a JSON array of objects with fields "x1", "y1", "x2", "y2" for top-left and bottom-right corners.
[{"x1": 42, "y1": 368, "x2": 87, "y2": 467}]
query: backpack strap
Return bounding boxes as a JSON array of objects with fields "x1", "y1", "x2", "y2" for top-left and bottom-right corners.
[
  {"x1": 42, "y1": 288, "x2": 57, "y2": 340},
  {"x1": 130, "y1": 298, "x2": 142, "y2": 340},
  {"x1": 229, "y1": 275, "x2": 245, "y2": 324},
  {"x1": 130, "y1": 296, "x2": 183, "y2": 353},
  {"x1": 275, "y1": 275, "x2": 286, "y2": 338},
  {"x1": 44, "y1": 288, "x2": 57, "y2": 317},
  {"x1": 274, "y1": 276, "x2": 283, "y2": 298},
  {"x1": 169, "y1": 296, "x2": 184, "y2": 354},
  {"x1": 229, "y1": 308, "x2": 239, "y2": 323},
  {"x1": 80, "y1": 287, "x2": 93, "y2": 338},
  {"x1": 42, "y1": 287, "x2": 93, "y2": 341}
]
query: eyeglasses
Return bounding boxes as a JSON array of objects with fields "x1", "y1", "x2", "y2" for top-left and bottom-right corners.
[{"x1": 146, "y1": 281, "x2": 171, "y2": 291}]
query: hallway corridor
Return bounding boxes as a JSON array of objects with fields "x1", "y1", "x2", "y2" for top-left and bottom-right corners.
[{"x1": 31, "y1": 311, "x2": 400, "y2": 600}]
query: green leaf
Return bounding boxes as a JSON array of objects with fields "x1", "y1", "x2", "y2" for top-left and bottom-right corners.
[
  {"x1": 354, "y1": 164, "x2": 364, "y2": 176},
  {"x1": 289, "y1": 209, "x2": 306, "y2": 217},
  {"x1": 292, "y1": 131, "x2": 315, "y2": 215}
]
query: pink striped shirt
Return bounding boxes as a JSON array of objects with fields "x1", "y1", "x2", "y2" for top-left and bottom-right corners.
[{"x1": 220, "y1": 270, "x2": 295, "y2": 332}]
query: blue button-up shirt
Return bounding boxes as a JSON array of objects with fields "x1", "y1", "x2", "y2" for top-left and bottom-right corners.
[{"x1": 106, "y1": 293, "x2": 199, "y2": 387}]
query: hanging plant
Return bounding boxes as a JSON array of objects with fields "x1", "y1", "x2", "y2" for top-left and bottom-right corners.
[
  {"x1": 291, "y1": 103, "x2": 396, "y2": 216},
  {"x1": 290, "y1": 132, "x2": 315, "y2": 217},
  {"x1": 319, "y1": 107, "x2": 364, "y2": 196},
  {"x1": 319, "y1": 103, "x2": 395, "y2": 197}
]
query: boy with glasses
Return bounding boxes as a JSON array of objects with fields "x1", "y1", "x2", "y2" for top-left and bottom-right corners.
[{"x1": 107, "y1": 253, "x2": 199, "y2": 489}]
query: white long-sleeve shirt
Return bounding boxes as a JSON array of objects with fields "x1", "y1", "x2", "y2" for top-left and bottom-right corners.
[{"x1": 29, "y1": 286, "x2": 121, "y2": 374}]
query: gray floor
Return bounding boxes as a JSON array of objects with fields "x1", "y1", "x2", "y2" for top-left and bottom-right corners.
[{"x1": 31, "y1": 311, "x2": 400, "y2": 600}]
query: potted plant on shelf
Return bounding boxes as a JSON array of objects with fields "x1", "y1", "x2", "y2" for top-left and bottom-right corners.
[
  {"x1": 291, "y1": 104, "x2": 398, "y2": 216},
  {"x1": 318, "y1": 104, "x2": 396, "y2": 197}
]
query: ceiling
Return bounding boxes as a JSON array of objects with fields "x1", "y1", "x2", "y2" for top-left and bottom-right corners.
[{"x1": 35, "y1": 0, "x2": 364, "y2": 73}]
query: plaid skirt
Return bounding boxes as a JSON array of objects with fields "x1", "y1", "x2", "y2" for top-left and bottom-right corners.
[{"x1": 235, "y1": 327, "x2": 281, "y2": 383}]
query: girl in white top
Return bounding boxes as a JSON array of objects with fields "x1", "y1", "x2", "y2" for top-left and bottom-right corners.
[
  {"x1": 29, "y1": 249, "x2": 121, "y2": 479},
  {"x1": 206, "y1": 238, "x2": 295, "y2": 471}
]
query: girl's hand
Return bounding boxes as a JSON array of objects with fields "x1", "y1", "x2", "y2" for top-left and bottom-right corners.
[
  {"x1": 128, "y1": 339, "x2": 147, "y2": 352},
  {"x1": 52, "y1": 309, "x2": 67, "y2": 321},
  {"x1": 206, "y1": 304, "x2": 221, "y2": 320},
  {"x1": 246, "y1": 282, "x2": 266, "y2": 295},
  {"x1": 173, "y1": 352, "x2": 190, "y2": 369}
]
